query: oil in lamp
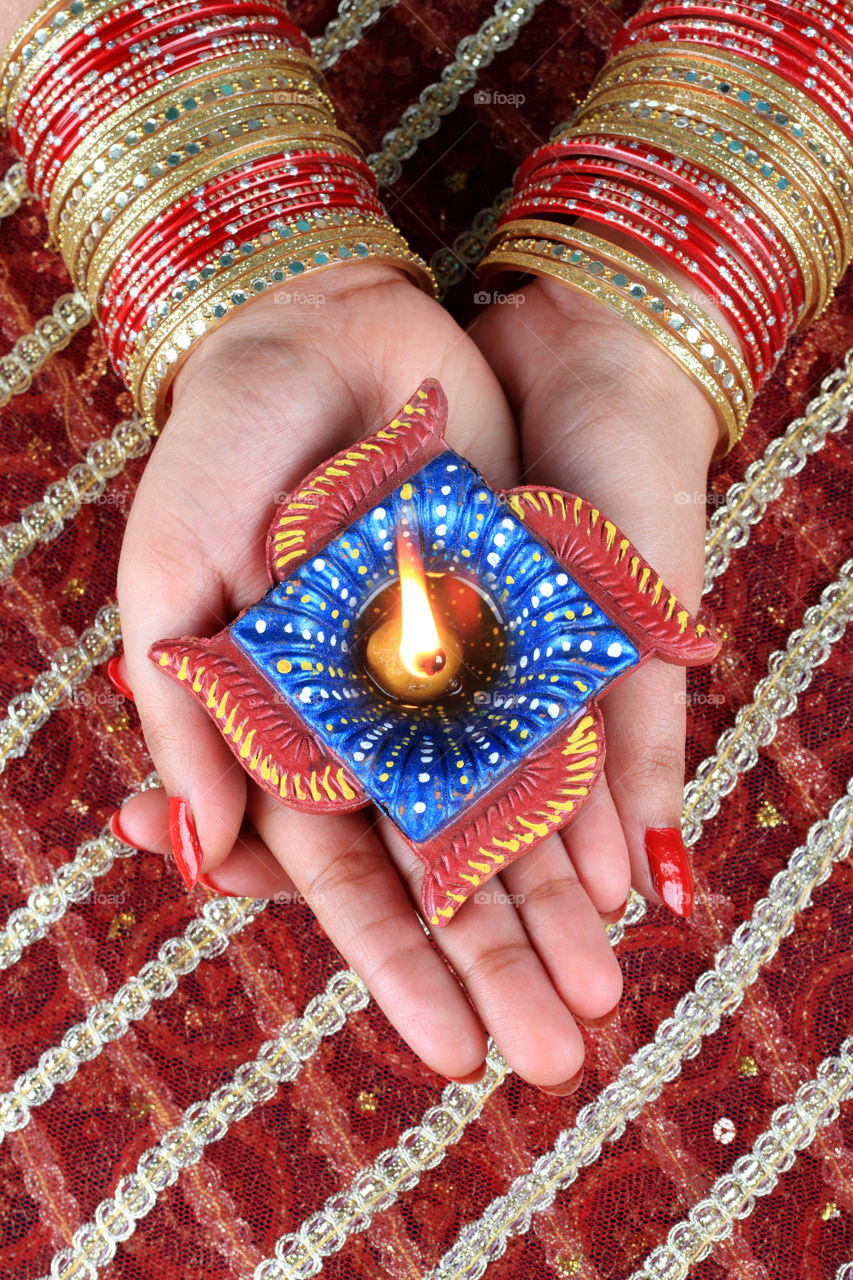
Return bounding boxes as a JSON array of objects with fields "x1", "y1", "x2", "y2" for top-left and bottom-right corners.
[{"x1": 152, "y1": 379, "x2": 717, "y2": 925}]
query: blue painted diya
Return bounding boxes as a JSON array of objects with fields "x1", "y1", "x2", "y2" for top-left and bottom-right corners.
[{"x1": 152, "y1": 379, "x2": 718, "y2": 925}]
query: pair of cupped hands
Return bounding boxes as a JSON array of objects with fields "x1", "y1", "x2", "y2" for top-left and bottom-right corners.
[{"x1": 113, "y1": 252, "x2": 720, "y2": 1094}]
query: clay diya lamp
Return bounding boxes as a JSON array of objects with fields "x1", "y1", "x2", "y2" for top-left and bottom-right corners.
[{"x1": 152, "y1": 379, "x2": 717, "y2": 925}]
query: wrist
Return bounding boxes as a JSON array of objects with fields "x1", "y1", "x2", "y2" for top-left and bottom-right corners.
[
  {"x1": 169, "y1": 260, "x2": 415, "y2": 418},
  {"x1": 525, "y1": 270, "x2": 721, "y2": 470}
]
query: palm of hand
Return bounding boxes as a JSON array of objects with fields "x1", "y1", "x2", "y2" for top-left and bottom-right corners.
[{"x1": 115, "y1": 263, "x2": 714, "y2": 1087}]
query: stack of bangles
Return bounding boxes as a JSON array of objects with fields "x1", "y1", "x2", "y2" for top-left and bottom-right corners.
[
  {"x1": 480, "y1": 0, "x2": 853, "y2": 455},
  {"x1": 0, "y1": 0, "x2": 435, "y2": 427}
]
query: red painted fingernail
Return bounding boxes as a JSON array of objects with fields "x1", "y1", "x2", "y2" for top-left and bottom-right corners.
[
  {"x1": 109, "y1": 810, "x2": 144, "y2": 850},
  {"x1": 645, "y1": 827, "x2": 694, "y2": 918},
  {"x1": 600, "y1": 897, "x2": 629, "y2": 925},
  {"x1": 538, "y1": 1067, "x2": 584, "y2": 1097},
  {"x1": 168, "y1": 797, "x2": 203, "y2": 890},
  {"x1": 107, "y1": 656, "x2": 134, "y2": 703},
  {"x1": 578, "y1": 1003, "x2": 620, "y2": 1030},
  {"x1": 448, "y1": 1064, "x2": 487, "y2": 1084},
  {"x1": 197, "y1": 872, "x2": 239, "y2": 898}
]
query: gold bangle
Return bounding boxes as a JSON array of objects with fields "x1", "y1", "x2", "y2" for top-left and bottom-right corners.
[
  {"x1": 66, "y1": 121, "x2": 355, "y2": 293},
  {"x1": 552, "y1": 115, "x2": 813, "y2": 327},
  {"x1": 47, "y1": 64, "x2": 334, "y2": 232},
  {"x1": 583, "y1": 73, "x2": 850, "y2": 272},
  {"x1": 131, "y1": 227, "x2": 436, "y2": 425},
  {"x1": 480, "y1": 237, "x2": 744, "y2": 451},
  {"x1": 566, "y1": 108, "x2": 830, "y2": 322},
  {"x1": 499, "y1": 218, "x2": 753, "y2": 406},
  {"x1": 599, "y1": 44, "x2": 853, "y2": 185},
  {"x1": 114, "y1": 208, "x2": 395, "y2": 369},
  {"x1": 59, "y1": 93, "x2": 337, "y2": 259}
]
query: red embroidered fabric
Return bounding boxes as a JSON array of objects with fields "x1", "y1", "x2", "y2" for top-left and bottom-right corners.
[{"x1": 0, "y1": 2, "x2": 851, "y2": 1277}]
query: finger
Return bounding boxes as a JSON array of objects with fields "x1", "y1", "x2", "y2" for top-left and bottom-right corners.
[
  {"x1": 559, "y1": 774, "x2": 631, "y2": 920},
  {"x1": 497, "y1": 832, "x2": 623, "y2": 1022},
  {"x1": 250, "y1": 793, "x2": 488, "y2": 1080},
  {"x1": 118, "y1": 530, "x2": 250, "y2": 887},
  {"x1": 379, "y1": 820, "x2": 585, "y2": 1091},
  {"x1": 111, "y1": 785, "x2": 296, "y2": 899},
  {"x1": 601, "y1": 659, "x2": 694, "y2": 915}
]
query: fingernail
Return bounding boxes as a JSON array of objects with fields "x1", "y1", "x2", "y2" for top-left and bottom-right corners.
[
  {"x1": 538, "y1": 1066, "x2": 583, "y2": 1097},
  {"x1": 107, "y1": 656, "x2": 134, "y2": 703},
  {"x1": 645, "y1": 827, "x2": 693, "y2": 918},
  {"x1": 109, "y1": 810, "x2": 144, "y2": 851},
  {"x1": 448, "y1": 1064, "x2": 487, "y2": 1084},
  {"x1": 168, "y1": 796, "x2": 203, "y2": 890},
  {"x1": 600, "y1": 897, "x2": 628, "y2": 925},
  {"x1": 197, "y1": 872, "x2": 239, "y2": 898},
  {"x1": 577, "y1": 1003, "x2": 619, "y2": 1030}
]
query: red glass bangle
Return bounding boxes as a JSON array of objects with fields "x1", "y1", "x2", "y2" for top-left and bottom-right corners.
[
  {"x1": 647, "y1": 0, "x2": 853, "y2": 69},
  {"x1": 108, "y1": 205, "x2": 386, "y2": 368},
  {"x1": 614, "y1": 19, "x2": 853, "y2": 116},
  {"x1": 619, "y1": 1, "x2": 853, "y2": 81},
  {"x1": 14, "y1": 1, "x2": 300, "y2": 141},
  {"x1": 31, "y1": 47, "x2": 327, "y2": 202},
  {"x1": 502, "y1": 193, "x2": 772, "y2": 380},
  {"x1": 509, "y1": 137, "x2": 803, "y2": 323},
  {"x1": 105, "y1": 185, "x2": 384, "y2": 339},
  {"x1": 517, "y1": 124, "x2": 809, "y2": 293},
  {"x1": 523, "y1": 148, "x2": 797, "y2": 330},
  {"x1": 101, "y1": 150, "x2": 377, "y2": 302},
  {"x1": 504, "y1": 187, "x2": 772, "y2": 377},
  {"x1": 522, "y1": 137, "x2": 801, "y2": 299},
  {"x1": 103, "y1": 173, "x2": 383, "y2": 340}
]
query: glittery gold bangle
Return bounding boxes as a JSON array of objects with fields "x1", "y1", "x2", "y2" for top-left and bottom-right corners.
[
  {"x1": 575, "y1": 91, "x2": 840, "y2": 291},
  {"x1": 582, "y1": 77, "x2": 850, "y2": 273},
  {"x1": 59, "y1": 93, "x2": 338, "y2": 267},
  {"x1": 46, "y1": 65, "x2": 333, "y2": 231},
  {"x1": 114, "y1": 207, "x2": 394, "y2": 373},
  {"x1": 2, "y1": 0, "x2": 319, "y2": 122},
  {"x1": 568, "y1": 108, "x2": 830, "y2": 323},
  {"x1": 131, "y1": 227, "x2": 437, "y2": 426},
  {"x1": 65, "y1": 120, "x2": 355, "y2": 293},
  {"x1": 499, "y1": 218, "x2": 754, "y2": 410},
  {"x1": 599, "y1": 44, "x2": 853, "y2": 189},
  {"x1": 480, "y1": 239, "x2": 742, "y2": 451}
]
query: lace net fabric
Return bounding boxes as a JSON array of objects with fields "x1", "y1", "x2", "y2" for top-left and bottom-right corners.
[{"x1": 0, "y1": 1, "x2": 852, "y2": 1278}]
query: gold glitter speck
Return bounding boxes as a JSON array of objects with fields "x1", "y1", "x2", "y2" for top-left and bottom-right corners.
[
  {"x1": 62, "y1": 577, "x2": 87, "y2": 598},
  {"x1": 555, "y1": 1254, "x2": 583, "y2": 1276},
  {"x1": 738, "y1": 1055, "x2": 758, "y2": 1076},
  {"x1": 357, "y1": 1090, "x2": 378, "y2": 1113},
  {"x1": 757, "y1": 799, "x2": 786, "y2": 828},
  {"x1": 820, "y1": 1203, "x2": 840, "y2": 1220}
]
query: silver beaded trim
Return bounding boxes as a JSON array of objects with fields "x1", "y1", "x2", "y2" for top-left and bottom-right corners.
[
  {"x1": 39, "y1": 969, "x2": 369, "y2": 1280},
  {"x1": 629, "y1": 1036, "x2": 853, "y2": 1280},
  {"x1": 254, "y1": 1040, "x2": 510, "y2": 1280},
  {"x1": 368, "y1": 0, "x2": 547, "y2": 186},
  {"x1": 431, "y1": 187, "x2": 512, "y2": 299},
  {"x1": 704, "y1": 348, "x2": 853, "y2": 591},
  {"x1": 835, "y1": 1261, "x2": 853, "y2": 1280},
  {"x1": 0, "y1": 415, "x2": 156, "y2": 581},
  {"x1": 426, "y1": 775, "x2": 853, "y2": 1280},
  {"x1": 682, "y1": 557, "x2": 853, "y2": 846},
  {"x1": 0, "y1": 602, "x2": 122, "y2": 772},
  {"x1": 0, "y1": 770, "x2": 159, "y2": 970},
  {"x1": 0, "y1": 290, "x2": 90, "y2": 406},
  {"x1": 0, "y1": 159, "x2": 28, "y2": 220},
  {"x1": 0, "y1": 895, "x2": 265, "y2": 1142},
  {"x1": 311, "y1": 0, "x2": 397, "y2": 71}
]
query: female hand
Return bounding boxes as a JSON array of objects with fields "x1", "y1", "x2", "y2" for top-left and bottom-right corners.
[
  {"x1": 469, "y1": 266, "x2": 721, "y2": 923},
  {"x1": 113, "y1": 262, "x2": 624, "y2": 1091}
]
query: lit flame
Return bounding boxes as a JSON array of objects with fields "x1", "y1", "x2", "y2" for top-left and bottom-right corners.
[{"x1": 396, "y1": 498, "x2": 446, "y2": 678}]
